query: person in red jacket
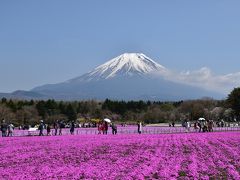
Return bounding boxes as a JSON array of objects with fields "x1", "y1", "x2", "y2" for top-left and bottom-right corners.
[
  {"x1": 98, "y1": 121, "x2": 103, "y2": 134},
  {"x1": 103, "y1": 121, "x2": 108, "y2": 135}
]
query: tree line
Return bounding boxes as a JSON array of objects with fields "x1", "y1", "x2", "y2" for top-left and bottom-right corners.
[{"x1": 0, "y1": 87, "x2": 240, "y2": 126}]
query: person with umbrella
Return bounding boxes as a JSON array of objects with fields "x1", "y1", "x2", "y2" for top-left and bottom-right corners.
[
  {"x1": 103, "y1": 118, "x2": 110, "y2": 135},
  {"x1": 198, "y1": 118, "x2": 205, "y2": 132}
]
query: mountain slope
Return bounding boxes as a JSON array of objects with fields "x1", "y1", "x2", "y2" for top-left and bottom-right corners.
[
  {"x1": 31, "y1": 53, "x2": 223, "y2": 100},
  {"x1": 0, "y1": 90, "x2": 46, "y2": 100},
  {"x1": 33, "y1": 76, "x2": 222, "y2": 101}
]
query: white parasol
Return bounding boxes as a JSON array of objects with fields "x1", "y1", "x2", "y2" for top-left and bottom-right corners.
[
  {"x1": 28, "y1": 127, "x2": 38, "y2": 132},
  {"x1": 103, "y1": 118, "x2": 111, "y2": 123},
  {"x1": 198, "y1": 118, "x2": 206, "y2": 121}
]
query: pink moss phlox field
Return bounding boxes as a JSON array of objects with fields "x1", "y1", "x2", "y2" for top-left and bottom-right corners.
[
  {"x1": 9, "y1": 126, "x2": 240, "y2": 137},
  {"x1": 0, "y1": 132, "x2": 240, "y2": 179}
]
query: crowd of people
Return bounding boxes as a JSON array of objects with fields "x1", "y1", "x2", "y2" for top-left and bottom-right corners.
[
  {"x1": 0, "y1": 119, "x2": 14, "y2": 137},
  {"x1": 182, "y1": 119, "x2": 214, "y2": 133},
  {"x1": 97, "y1": 121, "x2": 118, "y2": 135},
  {"x1": 194, "y1": 120, "x2": 214, "y2": 132},
  {"x1": 37, "y1": 119, "x2": 77, "y2": 136},
  {"x1": 0, "y1": 118, "x2": 144, "y2": 137},
  {"x1": 1, "y1": 117, "x2": 237, "y2": 137},
  {"x1": 37, "y1": 119, "x2": 121, "y2": 136}
]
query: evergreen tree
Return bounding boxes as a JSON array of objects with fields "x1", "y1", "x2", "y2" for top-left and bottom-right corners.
[
  {"x1": 36, "y1": 101, "x2": 47, "y2": 118},
  {"x1": 59, "y1": 101, "x2": 66, "y2": 114},
  {"x1": 1, "y1": 97, "x2": 7, "y2": 104},
  {"x1": 65, "y1": 104, "x2": 77, "y2": 121},
  {"x1": 227, "y1": 87, "x2": 240, "y2": 119},
  {"x1": 7, "y1": 99, "x2": 17, "y2": 112}
]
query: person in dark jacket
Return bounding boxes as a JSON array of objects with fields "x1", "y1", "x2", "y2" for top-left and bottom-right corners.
[
  {"x1": 59, "y1": 120, "x2": 64, "y2": 135},
  {"x1": 70, "y1": 121, "x2": 75, "y2": 135},
  {"x1": 198, "y1": 121, "x2": 202, "y2": 132},
  {"x1": 1, "y1": 119, "x2": 8, "y2": 137},
  {"x1": 111, "y1": 122, "x2": 117, "y2": 135},
  {"x1": 46, "y1": 124, "x2": 51, "y2": 136},
  {"x1": 39, "y1": 120, "x2": 45, "y2": 136},
  {"x1": 54, "y1": 120, "x2": 59, "y2": 136}
]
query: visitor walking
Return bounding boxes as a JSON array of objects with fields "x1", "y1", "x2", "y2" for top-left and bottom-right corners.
[
  {"x1": 70, "y1": 121, "x2": 75, "y2": 135},
  {"x1": 198, "y1": 121, "x2": 202, "y2": 132},
  {"x1": 220, "y1": 120, "x2": 225, "y2": 127},
  {"x1": 1, "y1": 119, "x2": 8, "y2": 137},
  {"x1": 39, "y1": 120, "x2": 45, "y2": 136},
  {"x1": 194, "y1": 122, "x2": 199, "y2": 132},
  {"x1": 111, "y1": 122, "x2": 117, "y2": 135},
  {"x1": 203, "y1": 120, "x2": 208, "y2": 132},
  {"x1": 137, "y1": 121, "x2": 142, "y2": 134},
  {"x1": 208, "y1": 120, "x2": 214, "y2": 132},
  {"x1": 186, "y1": 121, "x2": 191, "y2": 132},
  {"x1": 59, "y1": 120, "x2": 64, "y2": 135},
  {"x1": 103, "y1": 121, "x2": 108, "y2": 135},
  {"x1": 7, "y1": 123, "x2": 14, "y2": 137},
  {"x1": 54, "y1": 120, "x2": 58, "y2": 135},
  {"x1": 46, "y1": 124, "x2": 51, "y2": 136},
  {"x1": 98, "y1": 121, "x2": 103, "y2": 134}
]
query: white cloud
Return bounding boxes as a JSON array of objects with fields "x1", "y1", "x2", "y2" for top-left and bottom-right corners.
[{"x1": 173, "y1": 67, "x2": 240, "y2": 94}]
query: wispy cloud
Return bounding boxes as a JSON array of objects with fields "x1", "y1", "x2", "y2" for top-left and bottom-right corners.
[{"x1": 171, "y1": 67, "x2": 240, "y2": 94}]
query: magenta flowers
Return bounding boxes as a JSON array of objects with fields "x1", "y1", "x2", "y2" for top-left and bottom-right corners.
[{"x1": 0, "y1": 132, "x2": 240, "y2": 179}]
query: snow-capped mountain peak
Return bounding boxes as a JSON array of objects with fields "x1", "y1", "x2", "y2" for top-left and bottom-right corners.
[
  {"x1": 71, "y1": 53, "x2": 168, "y2": 82},
  {"x1": 31, "y1": 53, "x2": 224, "y2": 100}
]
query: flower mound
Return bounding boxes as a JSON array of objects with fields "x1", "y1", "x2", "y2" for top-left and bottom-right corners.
[{"x1": 0, "y1": 132, "x2": 240, "y2": 179}]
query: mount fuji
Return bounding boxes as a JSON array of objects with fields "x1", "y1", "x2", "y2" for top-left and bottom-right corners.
[
  {"x1": 70, "y1": 53, "x2": 169, "y2": 81},
  {"x1": 24, "y1": 53, "x2": 222, "y2": 101}
]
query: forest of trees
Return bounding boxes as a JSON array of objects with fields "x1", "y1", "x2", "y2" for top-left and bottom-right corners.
[{"x1": 0, "y1": 88, "x2": 240, "y2": 127}]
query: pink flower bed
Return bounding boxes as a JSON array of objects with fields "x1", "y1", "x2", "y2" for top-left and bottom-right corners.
[
  {"x1": 0, "y1": 132, "x2": 240, "y2": 179},
  {"x1": 9, "y1": 126, "x2": 240, "y2": 137}
]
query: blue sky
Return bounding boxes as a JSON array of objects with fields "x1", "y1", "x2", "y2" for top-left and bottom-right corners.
[{"x1": 0, "y1": 0, "x2": 240, "y2": 92}]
